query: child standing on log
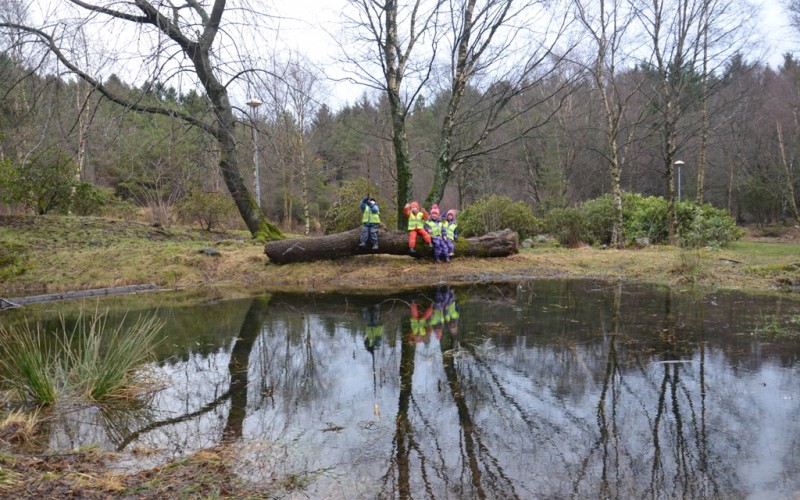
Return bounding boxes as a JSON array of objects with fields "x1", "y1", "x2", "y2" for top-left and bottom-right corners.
[
  {"x1": 426, "y1": 204, "x2": 447, "y2": 263},
  {"x1": 358, "y1": 196, "x2": 381, "y2": 250},
  {"x1": 443, "y1": 209, "x2": 458, "y2": 261},
  {"x1": 403, "y1": 201, "x2": 431, "y2": 254}
]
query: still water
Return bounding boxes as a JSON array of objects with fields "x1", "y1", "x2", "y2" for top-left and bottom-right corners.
[{"x1": 3, "y1": 279, "x2": 800, "y2": 498}]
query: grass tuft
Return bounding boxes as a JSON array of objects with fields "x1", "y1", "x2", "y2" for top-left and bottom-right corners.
[
  {"x1": 0, "y1": 322, "x2": 58, "y2": 404},
  {"x1": 0, "y1": 309, "x2": 163, "y2": 405},
  {"x1": 0, "y1": 409, "x2": 40, "y2": 443}
]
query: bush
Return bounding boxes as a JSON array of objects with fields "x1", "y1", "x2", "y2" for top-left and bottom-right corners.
[
  {"x1": 541, "y1": 193, "x2": 742, "y2": 247},
  {"x1": 580, "y1": 194, "x2": 617, "y2": 245},
  {"x1": 0, "y1": 151, "x2": 77, "y2": 215},
  {"x1": 322, "y1": 179, "x2": 395, "y2": 234},
  {"x1": 70, "y1": 182, "x2": 106, "y2": 216},
  {"x1": 542, "y1": 207, "x2": 586, "y2": 246},
  {"x1": 458, "y1": 195, "x2": 540, "y2": 239},
  {"x1": 676, "y1": 202, "x2": 745, "y2": 247},
  {"x1": 176, "y1": 189, "x2": 239, "y2": 231},
  {"x1": 622, "y1": 194, "x2": 669, "y2": 244}
]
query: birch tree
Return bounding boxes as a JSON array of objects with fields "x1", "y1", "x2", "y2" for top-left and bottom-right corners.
[
  {"x1": 634, "y1": 0, "x2": 753, "y2": 241},
  {"x1": 574, "y1": 0, "x2": 644, "y2": 247}
]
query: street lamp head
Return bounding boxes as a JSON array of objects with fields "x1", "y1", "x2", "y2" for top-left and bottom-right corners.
[
  {"x1": 673, "y1": 160, "x2": 685, "y2": 166},
  {"x1": 246, "y1": 98, "x2": 262, "y2": 108}
]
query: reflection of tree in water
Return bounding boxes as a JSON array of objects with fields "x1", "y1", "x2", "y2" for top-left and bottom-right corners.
[
  {"x1": 112, "y1": 297, "x2": 270, "y2": 451},
  {"x1": 570, "y1": 285, "x2": 731, "y2": 498},
  {"x1": 35, "y1": 284, "x2": 800, "y2": 495},
  {"x1": 380, "y1": 287, "x2": 520, "y2": 498},
  {"x1": 222, "y1": 297, "x2": 270, "y2": 441}
]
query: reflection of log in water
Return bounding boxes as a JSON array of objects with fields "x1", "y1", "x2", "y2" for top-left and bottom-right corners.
[{"x1": 222, "y1": 297, "x2": 270, "y2": 441}]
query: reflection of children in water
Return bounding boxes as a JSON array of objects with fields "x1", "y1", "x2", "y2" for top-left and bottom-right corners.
[
  {"x1": 443, "y1": 287, "x2": 459, "y2": 335},
  {"x1": 408, "y1": 300, "x2": 433, "y2": 344},
  {"x1": 408, "y1": 287, "x2": 460, "y2": 344},
  {"x1": 429, "y1": 288, "x2": 448, "y2": 340},
  {"x1": 363, "y1": 304, "x2": 384, "y2": 352}
]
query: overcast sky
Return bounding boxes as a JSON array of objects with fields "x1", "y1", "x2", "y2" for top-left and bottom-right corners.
[{"x1": 269, "y1": 0, "x2": 800, "y2": 110}]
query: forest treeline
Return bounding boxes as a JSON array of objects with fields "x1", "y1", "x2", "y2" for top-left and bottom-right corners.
[{"x1": 0, "y1": 1, "x2": 798, "y2": 243}]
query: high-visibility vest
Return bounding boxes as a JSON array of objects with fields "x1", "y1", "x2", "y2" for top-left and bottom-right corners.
[
  {"x1": 445, "y1": 302, "x2": 459, "y2": 322},
  {"x1": 426, "y1": 219, "x2": 442, "y2": 237},
  {"x1": 408, "y1": 212, "x2": 425, "y2": 231},
  {"x1": 362, "y1": 205, "x2": 381, "y2": 224},
  {"x1": 445, "y1": 221, "x2": 457, "y2": 239}
]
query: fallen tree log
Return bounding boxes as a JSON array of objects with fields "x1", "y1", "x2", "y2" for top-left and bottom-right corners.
[{"x1": 264, "y1": 227, "x2": 518, "y2": 264}]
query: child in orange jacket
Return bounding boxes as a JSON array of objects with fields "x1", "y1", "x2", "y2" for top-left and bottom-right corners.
[{"x1": 403, "y1": 201, "x2": 431, "y2": 254}]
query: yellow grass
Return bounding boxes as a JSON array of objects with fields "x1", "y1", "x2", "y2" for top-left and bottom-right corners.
[{"x1": 1, "y1": 215, "x2": 799, "y2": 298}]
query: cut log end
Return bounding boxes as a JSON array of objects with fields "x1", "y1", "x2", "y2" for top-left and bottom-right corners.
[{"x1": 264, "y1": 228, "x2": 518, "y2": 264}]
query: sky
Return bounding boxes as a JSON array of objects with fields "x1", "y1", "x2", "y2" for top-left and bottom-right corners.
[
  {"x1": 758, "y1": 0, "x2": 800, "y2": 67},
  {"x1": 269, "y1": 0, "x2": 800, "y2": 110}
]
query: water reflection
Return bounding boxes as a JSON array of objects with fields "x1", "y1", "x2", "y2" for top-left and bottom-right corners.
[{"x1": 2, "y1": 280, "x2": 800, "y2": 497}]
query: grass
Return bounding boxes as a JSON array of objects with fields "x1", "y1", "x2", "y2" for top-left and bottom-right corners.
[
  {"x1": 0, "y1": 409, "x2": 40, "y2": 443},
  {"x1": 1, "y1": 214, "x2": 800, "y2": 299},
  {"x1": 0, "y1": 309, "x2": 163, "y2": 404},
  {"x1": 0, "y1": 322, "x2": 58, "y2": 404},
  {"x1": 65, "y1": 311, "x2": 164, "y2": 401},
  {"x1": 0, "y1": 214, "x2": 799, "y2": 496}
]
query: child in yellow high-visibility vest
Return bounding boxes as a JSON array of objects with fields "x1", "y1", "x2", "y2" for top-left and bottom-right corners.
[
  {"x1": 403, "y1": 201, "x2": 431, "y2": 254},
  {"x1": 358, "y1": 196, "x2": 381, "y2": 250},
  {"x1": 426, "y1": 204, "x2": 447, "y2": 263},
  {"x1": 443, "y1": 209, "x2": 458, "y2": 261}
]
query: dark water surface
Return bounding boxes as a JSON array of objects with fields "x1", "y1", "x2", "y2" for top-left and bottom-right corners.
[{"x1": 3, "y1": 279, "x2": 800, "y2": 498}]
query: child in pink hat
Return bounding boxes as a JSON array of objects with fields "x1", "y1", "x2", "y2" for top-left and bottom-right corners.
[
  {"x1": 425, "y1": 204, "x2": 447, "y2": 263},
  {"x1": 443, "y1": 209, "x2": 458, "y2": 261}
]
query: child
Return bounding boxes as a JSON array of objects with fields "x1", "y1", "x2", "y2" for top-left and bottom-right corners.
[
  {"x1": 403, "y1": 201, "x2": 431, "y2": 254},
  {"x1": 425, "y1": 204, "x2": 447, "y2": 263},
  {"x1": 443, "y1": 209, "x2": 458, "y2": 261},
  {"x1": 358, "y1": 196, "x2": 380, "y2": 250}
]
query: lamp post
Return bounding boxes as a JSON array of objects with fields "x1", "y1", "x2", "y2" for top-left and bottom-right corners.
[
  {"x1": 246, "y1": 98, "x2": 263, "y2": 208},
  {"x1": 673, "y1": 160, "x2": 685, "y2": 201}
]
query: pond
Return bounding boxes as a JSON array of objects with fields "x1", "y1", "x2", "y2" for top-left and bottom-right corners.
[{"x1": 2, "y1": 279, "x2": 800, "y2": 498}]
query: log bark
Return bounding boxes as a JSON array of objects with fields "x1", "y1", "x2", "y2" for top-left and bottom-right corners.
[{"x1": 264, "y1": 227, "x2": 518, "y2": 264}]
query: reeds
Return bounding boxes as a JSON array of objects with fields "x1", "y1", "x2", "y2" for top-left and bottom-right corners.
[
  {"x1": 0, "y1": 310, "x2": 163, "y2": 405},
  {"x1": 0, "y1": 322, "x2": 58, "y2": 404}
]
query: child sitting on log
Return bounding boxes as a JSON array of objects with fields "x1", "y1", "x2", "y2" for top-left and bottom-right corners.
[
  {"x1": 443, "y1": 209, "x2": 458, "y2": 260},
  {"x1": 425, "y1": 204, "x2": 448, "y2": 263},
  {"x1": 403, "y1": 201, "x2": 431, "y2": 254}
]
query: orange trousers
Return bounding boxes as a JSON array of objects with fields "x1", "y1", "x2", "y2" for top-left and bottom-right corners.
[{"x1": 408, "y1": 228, "x2": 431, "y2": 248}]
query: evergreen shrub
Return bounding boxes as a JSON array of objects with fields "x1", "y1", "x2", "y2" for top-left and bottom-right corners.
[
  {"x1": 458, "y1": 195, "x2": 540, "y2": 239},
  {"x1": 544, "y1": 193, "x2": 743, "y2": 247},
  {"x1": 322, "y1": 178, "x2": 394, "y2": 234},
  {"x1": 542, "y1": 207, "x2": 586, "y2": 246}
]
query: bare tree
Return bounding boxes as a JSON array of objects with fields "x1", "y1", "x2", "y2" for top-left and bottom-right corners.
[
  {"x1": 257, "y1": 56, "x2": 323, "y2": 235},
  {"x1": 340, "y1": 0, "x2": 444, "y2": 227},
  {"x1": 0, "y1": 0, "x2": 283, "y2": 239},
  {"x1": 634, "y1": 0, "x2": 754, "y2": 241},
  {"x1": 574, "y1": 0, "x2": 645, "y2": 247},
  {"x1": 423, "y1": 0, "x2": 574, "y2": 207}
]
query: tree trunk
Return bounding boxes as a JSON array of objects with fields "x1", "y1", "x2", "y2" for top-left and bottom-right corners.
[{"x1": 265, "y1": 228, "x2": 518, "y2": 265}]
